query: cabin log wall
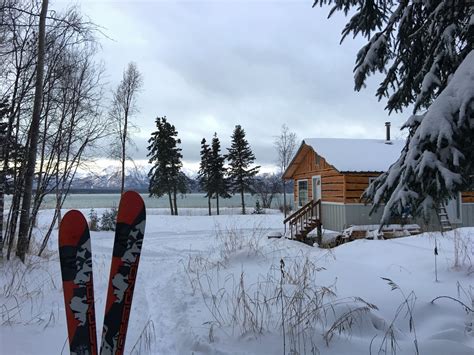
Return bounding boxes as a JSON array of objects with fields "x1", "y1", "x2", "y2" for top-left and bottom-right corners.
[
  {"x1": 291, "y1": 147, "x2": 344, "y2": 203},
  {"x1": 462, "y1": 191, "x2": 474, "y2": 203},
  {"x1": 343, "y1": 173, "x2": 381, "y2": 203}
]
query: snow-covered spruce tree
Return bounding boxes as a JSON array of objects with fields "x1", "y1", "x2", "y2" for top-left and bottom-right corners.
[
  {"x1": 147, "y1": 117, "x2": 187, "y2": 215},
  {"x1": 210, "y1": 133, "x2": 230, "y2": 215},
  {"x1": 226, "y1": 125, "x2": 260, "y2": 215},
  {"x1": 198, "y1": 138, "x2": 213, "y2": 215},
  {"x1": 312, "y1": 1, "x2": 474, "y2": 223}
]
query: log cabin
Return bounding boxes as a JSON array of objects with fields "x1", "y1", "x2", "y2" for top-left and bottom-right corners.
[{"x1": 283, "y1": 128, "x2": 474, "y2": 234}]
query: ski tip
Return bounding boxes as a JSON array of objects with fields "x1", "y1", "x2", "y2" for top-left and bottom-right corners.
[
  {"x1": 59, "y1": 210, "x2": 88, "y2": 247},
  {"x1": 118, "y1": 191, "x2": 146, "y2": 225}
]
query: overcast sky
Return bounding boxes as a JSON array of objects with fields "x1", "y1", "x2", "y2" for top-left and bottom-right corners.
[{"x1": 57, "y1": 0, "x2": 406, "y2": 173}]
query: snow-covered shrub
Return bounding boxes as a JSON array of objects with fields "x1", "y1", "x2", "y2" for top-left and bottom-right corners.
[
  {"x1": 88, "y1": 208, "x2": 99, "y2": 231},
  {"x1": 100, "y1": 206, "x2": 118, "y2": 231},
  {"x1": 252, "y1": 200, "x2": 265, "y2": 214}
]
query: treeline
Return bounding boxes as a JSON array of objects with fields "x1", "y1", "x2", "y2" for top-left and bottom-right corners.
[
  {"x1": 147, "y1": 118, "x2": 281, "y2": 216},
  {"x1": 0, "y1": 1, "x2": 298, "y2": 263},
  {"x1": 66, "y1": 173, "x2": 293, "y2": 197}
]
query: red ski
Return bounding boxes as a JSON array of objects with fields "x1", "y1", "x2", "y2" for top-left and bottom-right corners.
[
  {"x1": 59, "y1": 210, "x2": 98, "y2": 355},
  {"x1": 100, "y1": 191, "x2": 146, "y2": 355}
]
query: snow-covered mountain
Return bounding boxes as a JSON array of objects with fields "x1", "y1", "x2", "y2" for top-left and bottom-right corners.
[
  {"x1": 71, "y1": 165, "x2": 200, "y2": 192},
  {"x1": 72, "y1": 166, "x2": 149, "y2": 191}
]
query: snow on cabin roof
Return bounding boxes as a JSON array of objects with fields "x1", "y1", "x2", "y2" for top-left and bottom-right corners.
[{"x1": 303, "y1": 138, "x2": 405, "y2": 172}]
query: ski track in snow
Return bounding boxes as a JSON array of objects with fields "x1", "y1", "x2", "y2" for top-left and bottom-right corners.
[{"x1": 139, "y1": 230, "x2": 212, "y2": 354}]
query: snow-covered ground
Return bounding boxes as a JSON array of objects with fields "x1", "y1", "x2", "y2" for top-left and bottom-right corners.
[{"x1": 1, "y1": 209, "x2": 473, "y2": 354}]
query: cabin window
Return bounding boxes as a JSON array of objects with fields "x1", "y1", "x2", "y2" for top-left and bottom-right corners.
[{"x1": 298, "y1": 180, "x2": 308, "y2": 207}]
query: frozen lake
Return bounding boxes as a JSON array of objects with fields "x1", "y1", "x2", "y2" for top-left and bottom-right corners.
[{"x1": 4, "y1": 193, "x2": 292, "y2": 210}]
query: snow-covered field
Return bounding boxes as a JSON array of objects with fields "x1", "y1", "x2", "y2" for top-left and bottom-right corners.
[{"x1": 1, "y1": 209, "x2": 473, "y2": 354}]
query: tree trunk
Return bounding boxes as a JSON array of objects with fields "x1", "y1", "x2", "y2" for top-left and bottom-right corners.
[
  {"x1": 168, "y1": 191, "x2": 173, "y2": 215},
  {"x1": 26, "y1": 193, "x2": 43, "y2": 248},
  {"x1": 57, "y1": 190, "x2": 62, "y2": 227},
  {"x1": 173, "y1": 186, "x2": 178, "y2": 216},
  {"x1": 6, "y1": 180, "x2": 22, "y2": 260},
  {"x1": 216, "y1": 195, "x2": 220, "y2": 215},
  {"x1": 38, "y1": 208, "x2": 60, "y2": 257},
  {"x1": 121, "y1": 128, "x2": 126, "y2": 195},
  {"x1": 241, "y1": 189, "x2": 246, "y2": 215},
  {"x1": 208, "y1": 196, "x2": 211, "y2": 216},
  {"x1": 16, "y1": 0, "x2": 49, "y2": 262},
  {"x1": 0, "y1": 172, "x2": 4, "y2": 262}
]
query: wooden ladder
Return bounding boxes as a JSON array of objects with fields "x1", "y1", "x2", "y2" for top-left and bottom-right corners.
[{"x1": 437, "y1": 203, "x2": 452, "y2": 232}]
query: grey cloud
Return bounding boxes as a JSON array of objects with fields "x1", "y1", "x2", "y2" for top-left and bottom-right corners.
[{"x1": 77, "y1": 0, "x2": 406, "y2": 169}]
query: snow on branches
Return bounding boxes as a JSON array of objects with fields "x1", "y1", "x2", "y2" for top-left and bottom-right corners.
[
  {"x1": 364, "y1": 51, "x2": 474, "y2": 223},
  {"x1": 313, "y1": 1, "x2": 473, "y2": 223},
  {"x1": 313, "y1": 1, "x2": 473, "y2": 113}
]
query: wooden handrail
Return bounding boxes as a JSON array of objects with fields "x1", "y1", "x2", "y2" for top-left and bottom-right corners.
[
  {"x1": 283, "y1": 199, "x2": 322, "y2": 241},
  {"x1": 283, "y1": 199, "x2": 314, "y2": 224}
]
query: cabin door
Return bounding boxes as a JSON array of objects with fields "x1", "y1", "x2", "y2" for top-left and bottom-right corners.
[{"x1": 312, "y1": 176, "x2": 321, "y2": 202}]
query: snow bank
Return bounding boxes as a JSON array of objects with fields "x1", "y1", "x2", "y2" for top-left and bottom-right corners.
[{"x1": 1, "y1": 211, "x2": 473, "y2": 354}]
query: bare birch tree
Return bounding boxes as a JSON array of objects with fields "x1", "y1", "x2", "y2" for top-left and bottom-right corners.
[
  {"x1": 274, "y1": 124, "x2": 297, "y2": 217},
  {"x1": 16, "y1": 0, "x2": 49, "y2": 262},
  {"x1": 109, "y1": 62, "x2": 142, "y2": 195},
  {"x1": 0, "y1": 1, "x2": 102, "y2": 261}
]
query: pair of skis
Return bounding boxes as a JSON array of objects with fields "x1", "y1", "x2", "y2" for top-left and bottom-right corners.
[{"x1": 58, "y1": 191, "x2": 146, "y2": 355}]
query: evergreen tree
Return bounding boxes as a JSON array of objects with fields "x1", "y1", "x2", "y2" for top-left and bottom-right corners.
[
  {"x1": 209, "y1": 133, "x2": 230, "y2": 215},
  {"x1": 198, "y1": 138, "x2": 212, "y2": 215},
  {"x1": 147, "y1": 116, "x2": 187, "y2": 215},
  {"x1": 0, "y1": 98, "x2": 24, "y2": 261},
  {"x1": 312, "y1": 1, "x2": 474, "y2": 223},
  {"x1": 226, "y1": 125, "x2": 260, "y2": 214}
]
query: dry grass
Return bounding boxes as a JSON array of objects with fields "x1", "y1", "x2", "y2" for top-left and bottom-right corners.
[
  {"x1": 1, "y1": 256, "x2": 60, "y2": 327},
  {"x1": 183, "y1": 225, "x2": 382, "y2": 354},
  {"x1": 130, "y1": 319, "x2": 156, "y2": 355},
  {"x1": 452, "y1": 229, "x2": 473, "y2": 271}
]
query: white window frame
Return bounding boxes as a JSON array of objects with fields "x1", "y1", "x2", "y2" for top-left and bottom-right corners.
[{"x1": 297, "y1": 179, "x2": 309, "y2": 207}]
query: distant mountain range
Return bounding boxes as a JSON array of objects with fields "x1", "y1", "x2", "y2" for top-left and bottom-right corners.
[
  {"x1": 69, "y1": 165, "x2": 289, "y2": 194},
  {"x1": 70, "y1": 165, "x2": 200, "y2": 192},
  {"x1": 71, "y1": 166, "x2": 149, "y2": 191}
]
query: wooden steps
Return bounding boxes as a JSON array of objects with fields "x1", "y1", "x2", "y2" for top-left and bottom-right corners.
[{"x1": 284, "y1": 199, "x2": 322, "y2": 243}]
